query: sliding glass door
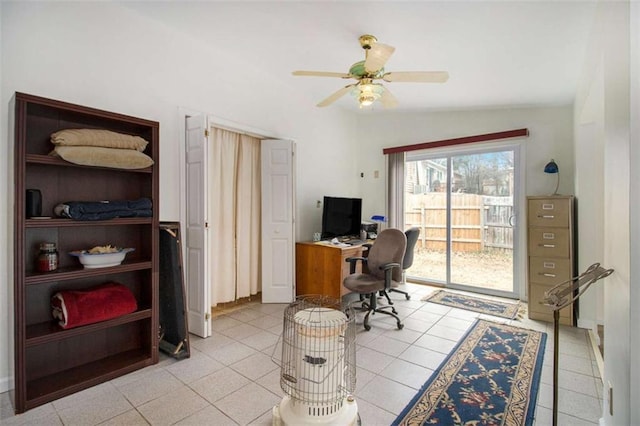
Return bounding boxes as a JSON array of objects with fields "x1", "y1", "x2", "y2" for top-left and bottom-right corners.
[{"x1": 404, "y1": 144, "x2": 520, "y2": 298}]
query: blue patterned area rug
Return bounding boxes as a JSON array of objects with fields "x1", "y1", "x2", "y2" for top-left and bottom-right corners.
[
  {"x1": 422, "y1": 290, "x2": 522, "y2": 319},
  {"x1": 393, "y1": 319, "x2": 546, "y2": 426}
]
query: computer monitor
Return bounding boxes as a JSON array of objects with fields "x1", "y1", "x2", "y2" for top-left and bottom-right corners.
[{"x1": 321, "y1": 196, "x2": 362, "y2": 239}]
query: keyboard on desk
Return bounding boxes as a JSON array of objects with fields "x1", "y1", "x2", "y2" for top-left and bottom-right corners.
[{"x1": 344, "y1": 239, "x2": 365, "y2": 245}]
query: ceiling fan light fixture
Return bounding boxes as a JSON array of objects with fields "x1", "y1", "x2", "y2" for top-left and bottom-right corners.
[
  {"x1": 358, "y1": 92, "x2": 377, "y2": 107},
  {"x1": 292, "y1": 34, "x2": 449, "y2": 108},
  {"x1": 356, "y1": 82, "x2": 384, "y2": 108},
  {"x1": 359, "y1": 97, "x2": 376, "y2": 107}
]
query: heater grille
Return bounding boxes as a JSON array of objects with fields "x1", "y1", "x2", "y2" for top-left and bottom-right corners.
[{"x1": 278, "y1": 295, "x2": 356, "y2": 411}]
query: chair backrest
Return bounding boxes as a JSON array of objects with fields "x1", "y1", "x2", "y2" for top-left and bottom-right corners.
[
  {"x1": 403, "y1": 227, "x2": 421, "y2": 270},
  {"x1": 366, "y1": 228, "x2": 407, "y2": 282}
]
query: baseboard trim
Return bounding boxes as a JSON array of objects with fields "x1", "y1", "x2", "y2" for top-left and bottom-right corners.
[
  {"x1": 588, "y1": 328, "x2": 604, "y2": 380},
  {"x1": 0, "y1": 375, "x2": 13, "y2": 394},
  {"x1": 578, "y1": 318, "x2": 596, "y2": 332}
]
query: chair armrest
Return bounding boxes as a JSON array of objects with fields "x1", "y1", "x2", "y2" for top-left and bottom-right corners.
[
  {"x1": 379, "y1": 262, "x2": 402, "y2": 289},
  {"x1": 345, "y1": 256, "x2": 367, "y2": 274},
  {"x1": 378, "y1": 262, "x2": 401, "y2": 271}
]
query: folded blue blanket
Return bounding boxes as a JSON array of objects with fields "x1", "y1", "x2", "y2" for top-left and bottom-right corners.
[{"x1": 54, "y1": 198, "x2": 152, "y2": 221}]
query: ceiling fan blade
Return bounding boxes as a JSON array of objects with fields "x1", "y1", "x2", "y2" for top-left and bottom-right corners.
[
  {"x1": 317, "y1": 84, "x2": 356, "y2": 107},
  {"x1": 364, "y1": 43, "x2": 395, "y2": 73},
  {"x1": 293, "y1": 70, "x2": 353, "y2": 79},
  {"x1": 382, "y1": 71, "x2": 449, "y2": 83},
  {"x1": 380, "y1": 86, "x2": 398, "y2": 109}
]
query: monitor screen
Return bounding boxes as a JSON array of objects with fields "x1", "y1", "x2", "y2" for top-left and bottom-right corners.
[{"x1": 321, "y1": 196, "x2": 362, "y2": 239}]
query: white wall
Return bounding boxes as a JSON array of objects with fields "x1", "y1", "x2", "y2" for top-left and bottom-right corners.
[
  {"x1": 574, "y1": 1, "x2": 636, "y2": 424},
  {"x1": 574, "y1": 20, "x2": 605, "y2": 334},
  {"x1": 630, "y1": 3, "x2": 640, "y2": 422},
  {"x1": 352, "y1": 106, "x2": 575, "y2": 299},
  {"x1": 0, "y1": 0, "x2": 8, "y2": 396},
  {"x1": 354, "y1": 106, "x2": 575, "y2": 212},
  {"x1": 0, "y1": 1, "x2": 359, "y2": 393}
]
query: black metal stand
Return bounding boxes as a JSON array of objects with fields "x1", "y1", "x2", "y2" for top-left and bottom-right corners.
[
  {"x1": 553, "y1": 309, "x2": 560, "y2": 426},
  {"x1": 543, "y1": 263, "x2": 614, "y2": 426}
]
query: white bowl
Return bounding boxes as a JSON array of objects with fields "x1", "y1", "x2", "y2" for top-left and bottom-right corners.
[{"x1": 69, "y1": 248, "x2": 134, "y2": 269}]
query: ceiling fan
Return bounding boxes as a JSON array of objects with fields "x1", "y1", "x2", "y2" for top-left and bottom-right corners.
[{"x1": 293, "y1": 34, "x2": 449, "y2": 109}]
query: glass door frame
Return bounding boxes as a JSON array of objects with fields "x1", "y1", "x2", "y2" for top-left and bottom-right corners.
[{"x1": 404, "y1": 139, "x2": 526, "y2": 300}]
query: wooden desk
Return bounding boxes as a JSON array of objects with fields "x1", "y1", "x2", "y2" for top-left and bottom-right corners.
[{"x1": 295, "y1": 241, "x2": 365, "y2": 299}]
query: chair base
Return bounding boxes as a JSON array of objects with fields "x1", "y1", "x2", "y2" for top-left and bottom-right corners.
[
  {"x1": 354, "y1": 293, "x2": 404, "y2": 331},
  {"x1": 390, "y1": 288, "x2": 411, "y2": 300},
  {"x1": 397, "y1": 271, "x2": 412, "y2": 299},
  {"x1": 380, "y1": 272, "x2": 412, "y2": 305},
  {"x1": 380, "y1": 287, "x2": 411, "y2": 306}
]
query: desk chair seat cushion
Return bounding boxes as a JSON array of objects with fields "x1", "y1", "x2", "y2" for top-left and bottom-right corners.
[{"x1": 343, "y1": 274, "x2": 397, "y2": 294}]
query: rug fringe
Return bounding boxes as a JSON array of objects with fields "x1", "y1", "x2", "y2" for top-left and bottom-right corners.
[{"x1": 515, "y1": 302, "x2": 528, "y2": 320}]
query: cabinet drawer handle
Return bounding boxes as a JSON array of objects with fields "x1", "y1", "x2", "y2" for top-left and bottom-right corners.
[
  {"x1": 539, "y1": 244, "x2": 556, "y2": 248},
  {"x1": 540, "y1": 273, "x2": 557, "y2": 277},
  {"x1": 537, "y1": 214, "x2": 555, "y2": 219}
]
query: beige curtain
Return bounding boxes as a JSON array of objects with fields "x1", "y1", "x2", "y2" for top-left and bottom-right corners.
[
  {"x1": 209, "y1": 127, "x2": 261, "y2": 305},
  {"x1": 387, "y1": 151, "x2": 405, "y2": 229},
  {"x1": 236, "y1": 135, "x2": 261, "y2": 298}
]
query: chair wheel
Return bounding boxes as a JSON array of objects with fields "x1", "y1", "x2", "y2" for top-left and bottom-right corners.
[
  {"x1": 397, "y1": 323, "x2": 404, "y2": 330},
  {"x1": 364, "y1": 324, "x2": 371, "y2": 331},
  {"x1": 405, "y1": 294, "x2": 411, "y2": 300}
]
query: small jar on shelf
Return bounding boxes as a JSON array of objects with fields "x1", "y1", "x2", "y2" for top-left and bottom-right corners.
[{"x1": 36, "y1": 242, "x2": 58, "y2": 272}]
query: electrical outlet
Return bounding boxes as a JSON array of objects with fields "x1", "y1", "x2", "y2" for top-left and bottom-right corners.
[
  {"x1": 608, "y1": 381, "x2": 613, "y2": 416},
  {"x1": 373, "y1": 170, "x2": 379, "y2": 178},
  {"x1": 316, "y1": 200, "x2": 321, "y2": 208}
]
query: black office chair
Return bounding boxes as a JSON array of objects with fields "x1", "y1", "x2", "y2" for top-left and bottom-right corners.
[
  {"x1": 388, "y1": 227, "x2": 421, "y2": 301},
  {"x1": 343, "y1": 228, "x2": 407, "y2": 331}
]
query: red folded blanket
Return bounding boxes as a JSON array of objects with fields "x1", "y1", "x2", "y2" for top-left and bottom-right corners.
[{"x1": 51, "y1": 282, "x2": 138, "y2": 329}]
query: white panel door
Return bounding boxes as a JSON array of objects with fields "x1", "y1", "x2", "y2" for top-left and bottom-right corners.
[
  {"x1": 261, "y1": 140, "x2": 295, "y2": 303},
  {"x1": 185, "y1": 115, "x2": 211, "y2": 337}
]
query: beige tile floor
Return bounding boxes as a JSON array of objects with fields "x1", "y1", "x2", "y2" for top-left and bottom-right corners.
[{"x1": 1, "y1": 283, "x2": 603, "y2": 425}]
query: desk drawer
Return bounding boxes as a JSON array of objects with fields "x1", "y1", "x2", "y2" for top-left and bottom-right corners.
[
  {"x1": 528, "y1": 228, "x2": 570, "y2": 257},
  {"x1": 528, "y1": 257, "x2": 572, "y2": 285},
  {"x1": 528, "y1": 198, "x2": 570, "y2": 227}
]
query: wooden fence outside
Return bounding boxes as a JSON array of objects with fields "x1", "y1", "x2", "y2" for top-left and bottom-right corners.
[{"x1": 405, "y1": 193, "x2": 513, "y2": 252}]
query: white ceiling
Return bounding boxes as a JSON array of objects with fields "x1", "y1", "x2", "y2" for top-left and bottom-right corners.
[{"x1": 123, "y1": 1, "x2": 597, "y2": 112}]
